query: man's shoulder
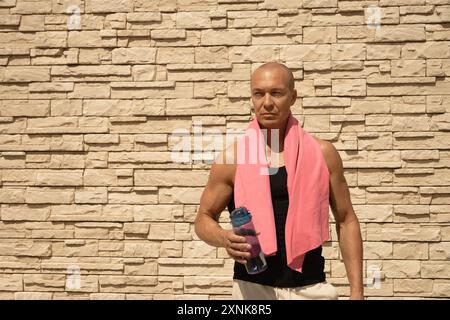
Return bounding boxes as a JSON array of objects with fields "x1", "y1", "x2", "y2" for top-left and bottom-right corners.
[
  {"x1": 211, "y1": 142, "x2": 237, "y2": 186},
  {"x1": 313, "y1": 136, "x2": 336, "y2": 155},
  {"x1": 213, "y1": 141, "x2": 238, "y2": 166},
  {"x1": 313, "y1": 137, "x2": 342, "y2": 174}
]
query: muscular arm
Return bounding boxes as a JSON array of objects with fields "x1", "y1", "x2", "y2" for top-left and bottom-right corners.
[
  {"x1": 318, "y1": 139, "x2": 364, "y2": 299},
  {"x1": 194, "y1": 162, "x2": 234, "y2": 248},
  {"x1": 194, "y1": 145, "x2": 252, "y2": 264}
]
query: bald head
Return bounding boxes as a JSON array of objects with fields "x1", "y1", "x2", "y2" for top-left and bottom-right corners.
[{"x1": 251, "y1": 62, "x2": 295, "y2": 91}]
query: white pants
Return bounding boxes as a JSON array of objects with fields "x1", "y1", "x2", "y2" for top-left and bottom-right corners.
[{"x1": 232, "y1": 279, "x2": 339, "y2": 300}]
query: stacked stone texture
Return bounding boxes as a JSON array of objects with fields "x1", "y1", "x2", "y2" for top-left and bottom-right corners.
[{"x1": 0, "y1": 0, "x2": 449, "y2": 300}]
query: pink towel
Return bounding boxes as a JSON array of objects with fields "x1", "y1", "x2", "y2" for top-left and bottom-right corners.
[{"x1": 234, "y1": 113, "x2": 330, "y2": 272}]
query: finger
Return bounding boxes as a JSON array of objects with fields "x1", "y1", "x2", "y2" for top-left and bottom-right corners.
[
  {"x1": 233, "y1": 255, "x2": 250, "y2": 265},
  {"x1": 226, "y1": 248, "x2": 251, "y2": 260},
  {"x1": 227, "y1": 251, "x2": 248, "y2": 264},
  {"x1": 227, "y1": 247, "x2": 251, "y2": 258},
  {"x1": 228, "y1": 233, "x2": 248, "y2": 243},
  {"x1": 229, "y1": 242, "x2": 251, "y2": 252}
]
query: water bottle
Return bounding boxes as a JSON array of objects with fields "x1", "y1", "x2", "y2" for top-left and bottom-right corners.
[{"x1": 230, "y1": 207, "x2": 268, "y2": 274}]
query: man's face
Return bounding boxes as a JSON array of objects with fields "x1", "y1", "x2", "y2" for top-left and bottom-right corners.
[{"x1": 250, "y1": 66, "x2": 297, "y2": 130}]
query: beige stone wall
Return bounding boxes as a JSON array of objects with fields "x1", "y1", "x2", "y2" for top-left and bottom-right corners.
[{"x1": 0, "y1": 0, "x2": 449, "y2": 300}]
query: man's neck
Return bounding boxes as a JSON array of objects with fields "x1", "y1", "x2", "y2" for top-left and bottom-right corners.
[{"x1": 260, "y1": 121, "x2": 287, "y2": 152}]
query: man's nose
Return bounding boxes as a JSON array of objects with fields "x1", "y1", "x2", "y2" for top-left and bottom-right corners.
[{"x1": 263, "y1": 93, "x2": 273, "y2": 106}]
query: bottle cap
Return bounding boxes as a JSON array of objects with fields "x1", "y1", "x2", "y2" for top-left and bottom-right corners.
[{"x1": 230, "y1": 207, "x2": 252, "y2": 227}]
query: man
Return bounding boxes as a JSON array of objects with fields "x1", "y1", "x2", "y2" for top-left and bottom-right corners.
[{"x1": 194, "y1": 62, "x2": 364, "y2": 300}]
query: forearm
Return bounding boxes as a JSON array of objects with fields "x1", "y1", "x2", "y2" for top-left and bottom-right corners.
[
  {"x1": 194, "y1": 213, "x2": 226, "y2": 248},
  {"x1": 337, "y1": 216, "x2": 364, "y2": 296}
]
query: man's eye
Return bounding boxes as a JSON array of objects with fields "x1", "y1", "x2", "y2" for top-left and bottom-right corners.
[
  {"x1": 272, "y1": 92, "x2": 282, "y2": 97},
  {"x1": 253, "y1": 92, "x2": 263, "y2": 98}
]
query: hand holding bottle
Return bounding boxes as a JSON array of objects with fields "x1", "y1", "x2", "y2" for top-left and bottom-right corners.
[
  {"x1": 229, "y1": 207, "x2": 268, "y2": 274},
  {"x1": 220, "y1": 229, "x2": 252, "y2": 265},
  {"x1": 220, "y1": 229, "x2": 261, "y2": 265}
]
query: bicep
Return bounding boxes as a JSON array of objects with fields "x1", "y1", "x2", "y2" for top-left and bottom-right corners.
[
  {"x1": 329, "y1": 169, "x2": 355, "y2": 224},
  {"x1": 320, "y1": 140, "x2": 356, "y2": 224},
  {"x1": 197, "y1": 164, "x2": 234, "y2": 221}
]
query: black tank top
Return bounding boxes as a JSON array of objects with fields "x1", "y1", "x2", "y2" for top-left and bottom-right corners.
[{"x1": 227, "y1": 166, "x2": 326, "y2": 288}]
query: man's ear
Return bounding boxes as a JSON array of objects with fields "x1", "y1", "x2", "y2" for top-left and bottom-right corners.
[{"x1": 290, "y1": 89, "x2": 297, "y2": 105}]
